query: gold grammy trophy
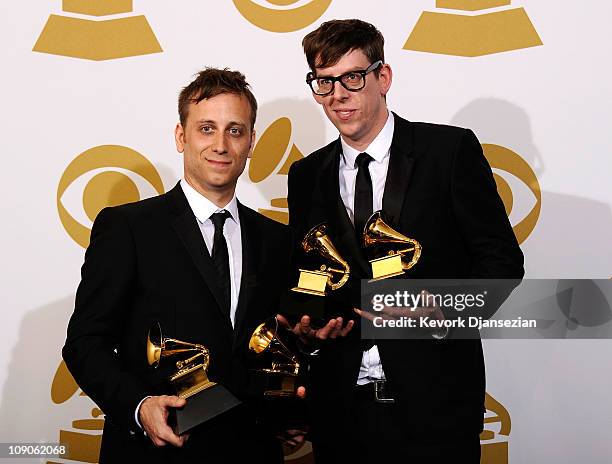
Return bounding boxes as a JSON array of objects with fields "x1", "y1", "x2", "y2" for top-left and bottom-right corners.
[
  {"x1": 363, "y1": 211, "x2": 422, "y2": 281},
  {"x1": 249, "y1": 317, "x2": 301, "y2": 397},
  {"x1": 146, "y1": 322, "x2": 240, "y2": 434},
  {"x1": 292, "y1": 223, "x2": 350, "y2": 296}
]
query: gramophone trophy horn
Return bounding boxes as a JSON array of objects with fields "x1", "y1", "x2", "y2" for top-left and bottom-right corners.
[
  {"x1": 145, "y1": 322, "x2": 240, "y2": 434},
  {"x1": 248, "y1": 317, "x2": 301, "y2": 397},
  {"x1": 363, "y1": 211, "x2": 422, "y2": 281},
  {"x1": 292, "y1": 223, "x2": 351, "y2": 296}
]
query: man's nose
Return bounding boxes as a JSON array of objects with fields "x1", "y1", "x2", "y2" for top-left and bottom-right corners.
[
  {"x1": 211, "y1": 132, "x2": 228, "y2": 153},
  {"x1": 332, "y1": 80, "x2": 350, "y2": 100}
]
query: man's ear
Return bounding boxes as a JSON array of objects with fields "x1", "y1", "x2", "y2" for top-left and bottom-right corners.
[
  {"x1": 175, "y1": 123, "x2": 185, "y2": 153},
  {"x1": 378, "y1": 63, "x2": 393, "y2": 97},
  {"x1": 247, "y1": 129, "x2": 256, "y2": 159}
]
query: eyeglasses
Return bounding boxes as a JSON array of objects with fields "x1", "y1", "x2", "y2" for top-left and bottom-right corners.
[{"x1": 306, "y1": 60, "x2": 383, "y2": 96}]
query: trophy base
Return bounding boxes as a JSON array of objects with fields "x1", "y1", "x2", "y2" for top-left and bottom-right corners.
[
  {"x1": 263, "y1": 373, "x2": 298, "y2": 398},
  {"x1": 369, "y1": 270, "x2": 405, "y2": 282},
  {"x1": 170, "y1": 383, "x2": 241, "y2": 435},
  {"x1": 291, "y1": 287, "x2": 326, "y2": 297},
  {"x1": 251, "y1": 371, "x2": 308, "y2": 429},
  {"x1": 281, "y1": 290, "x2": 326, "y2": 320},
  {"x1": 369, "y1": 253, "x2": 405, "y2": 282}
]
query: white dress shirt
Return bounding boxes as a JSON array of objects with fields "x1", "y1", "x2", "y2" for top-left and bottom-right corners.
[
  {"x1": 338, "y1": 111, "x2": 394, "y2": 386},
  {"x1": 135, "y1": 180, "x2": 243, "y2": 431},
  {"x1": 180, "y1": 179, "x2": 242, "y2": 327}
]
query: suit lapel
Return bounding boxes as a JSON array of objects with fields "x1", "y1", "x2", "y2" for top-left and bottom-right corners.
[
  {"x1": 317, "y1": 140, "x2": 371, "y2": 277},
  {"x1": 166, "y1": 184, "x2": 233, "y2": 330},
  {"x1": 382, "y1": 113, "x2": 415, "y2": 228},
  {"x1": 232, "y1": 202, "x2": 257, "y2": 341}
]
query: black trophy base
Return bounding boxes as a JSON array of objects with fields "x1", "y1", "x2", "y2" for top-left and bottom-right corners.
[
  {"x1": 250, "y1": 371, "x2": 308, "y2": 429},
  {"x1": 260, "y1": 394, "x2": 308, "y2": 430},
  {"x1": 280, "y1": 290, "x2": 326, "y2": 321},
  {"x1": 170, "y1": 383, "x2": 241, "y2": 435}
]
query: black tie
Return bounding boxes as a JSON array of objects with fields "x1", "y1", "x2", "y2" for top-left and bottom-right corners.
[
  {"x1": 210, "y1": 211, "x2": 231, "y2": 316},
  {"x1": 354, "y1": 153, "x2": 376, "y2": 351},
  {"x1": 354, "y1": 152, "x2": 374, "y2": 241}
]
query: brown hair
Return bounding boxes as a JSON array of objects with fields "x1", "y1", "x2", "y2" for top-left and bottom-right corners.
[
  {"x1": 178, "y1": 67, "x2": 257, "y2": 129},
  {"x1": 302, "y1": 19, "x2": 385, "y2": 74}
]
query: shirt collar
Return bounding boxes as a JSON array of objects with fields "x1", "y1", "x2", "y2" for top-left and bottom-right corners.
[
  {"x1": 340, "y1": 110, "x2": 394, "y2": 168},
  {"x1": 180, "y1": 179, "x2": 239, "y2": 224}
]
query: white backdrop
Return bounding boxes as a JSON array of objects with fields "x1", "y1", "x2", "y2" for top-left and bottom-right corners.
[{"x1": 1, "y1": 1, "x2": 611, "y2": 463}]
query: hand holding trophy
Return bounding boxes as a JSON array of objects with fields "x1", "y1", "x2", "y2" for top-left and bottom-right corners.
[
  {"x1": 146, "y1": 322, "x2": 241, "y2": 434},
  {"x1": 248, "y1": 316, "x2": 303, "y2": 397},
  {"x1": 282, "y1": 223, "x2": 352, "y2": 322},
  {"x1": 248, "y1": 316, "x2": 308, "y2": 429}
]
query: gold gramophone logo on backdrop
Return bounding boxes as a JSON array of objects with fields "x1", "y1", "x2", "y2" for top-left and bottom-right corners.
[
  {"x1": 57, "y1": 145, "x2": 165, "y2": 248},
  {"x1": 482, "y1": 143, "x2": 541, "y2": 244},
  {"x1": 33, "y1": 0, "x2": 162, "y2": 60},
  {"x1": 480, "y1": 392, "x2": 512, "y2": 464},
  {"x1": 404, "y1": 0, "x2": 542, "y2": 56},
  {"x1": 249, "y1": 117, "x2": 304, "y2": 224},
  {"x1": 233, "y1": 0, "x2": 332, "y2": 33},
  {"x1": 49, "y1": 360, "x2": 103, "y2": 463}
]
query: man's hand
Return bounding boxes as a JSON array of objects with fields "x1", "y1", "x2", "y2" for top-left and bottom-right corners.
[
  {"x1": 139, "y1": 395, "x2": 188, "y2": 447},
  {"x1": 277, "y1": 314, "x2": 354, "y2": 346}
]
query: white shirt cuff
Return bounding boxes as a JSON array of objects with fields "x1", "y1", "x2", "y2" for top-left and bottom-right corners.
[{"x1": 135, "y1": 396, "x2": 152, "y2": 432}]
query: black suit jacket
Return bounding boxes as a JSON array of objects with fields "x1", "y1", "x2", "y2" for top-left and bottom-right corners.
[
  {"x1": 287, "y1": 113, "x2": 524, "y2": 442},
  {"x1": 63, "y1": 183, "x2": 289, "y2": 463}
]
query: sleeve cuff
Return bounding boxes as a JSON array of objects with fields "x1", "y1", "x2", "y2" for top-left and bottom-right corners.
[{"x1": 134, "y1": 396, "x2": 152, "y2": 433}]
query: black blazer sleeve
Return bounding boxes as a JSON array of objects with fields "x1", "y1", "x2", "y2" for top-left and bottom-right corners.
[
  {"x1": 450, "y1": 129, "x2": 524, "y2": 279},
  {"x1": 62, "y1": 207, "x2": 149, "y2": 431}
]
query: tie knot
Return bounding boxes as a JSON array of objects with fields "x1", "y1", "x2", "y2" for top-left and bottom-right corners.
[
  {"x1": 355, "y1": 152, "x2": 373, "y2": 169},
  {"x1": 210, "y1": 210, "x2": 231, "y2": 231}
]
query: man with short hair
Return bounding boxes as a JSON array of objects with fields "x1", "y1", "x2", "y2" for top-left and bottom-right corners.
[
  {"x1": 63, "y1": 68, "x2": 288, "y2": 463},
  {"x1": 287, "y1": 19, "x2": 524, "y2": 462}
]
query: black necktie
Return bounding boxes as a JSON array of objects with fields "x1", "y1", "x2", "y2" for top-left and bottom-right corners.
[
  {"x1": 354, "y1": 153, "x2": 376, "y2": 351},
  {"x1": 354, "y1": 152, "x2": 374, "y2": 242},
  {"x1": 210, "y1": 211, "x2": 231, "y2": 316}
]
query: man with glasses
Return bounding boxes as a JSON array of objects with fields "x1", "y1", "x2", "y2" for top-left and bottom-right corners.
[{"x1": 286, "y1": 19, "x2": 524, "y2": 462}]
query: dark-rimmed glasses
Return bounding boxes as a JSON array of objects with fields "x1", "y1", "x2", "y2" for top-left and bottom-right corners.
[{"x1": 306, "y1": 60, "x2": 383, "y2": 96}]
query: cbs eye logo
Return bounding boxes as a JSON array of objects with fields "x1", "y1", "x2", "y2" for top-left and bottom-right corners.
[
  {"x1": 57, "y1": 145, "x2": 165, "y2": 248},
  {"x1": 482, "y1": 144, "x2": 541, "y2": 244},
  {"x1": 233, "y1": 0, "x2": 332, "y2": 32}
]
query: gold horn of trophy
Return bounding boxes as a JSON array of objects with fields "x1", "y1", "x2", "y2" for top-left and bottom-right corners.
[
  {"x1": 146, "y1": 322, "x2": 240, "y2": 434},
  {"x1": 249, "y1": 317, "x2": 301, "y2": 397},
  {"x1": 291, "y1": 223, "x2": 351, "y2": 296},
  {"x1": 363, "y1": 211, "x2": 422, "y2": 281}
]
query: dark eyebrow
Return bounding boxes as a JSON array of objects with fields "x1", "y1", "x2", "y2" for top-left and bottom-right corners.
[
  {"x1": 227, "y1": 121, "x2": 247, "y2": 128},
  {"x1": 314, "y1": 67, "x2": 367, "y2": 79},
  {"x1": 193, "y1": 120, "x2": 249, "y2": 131}
]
